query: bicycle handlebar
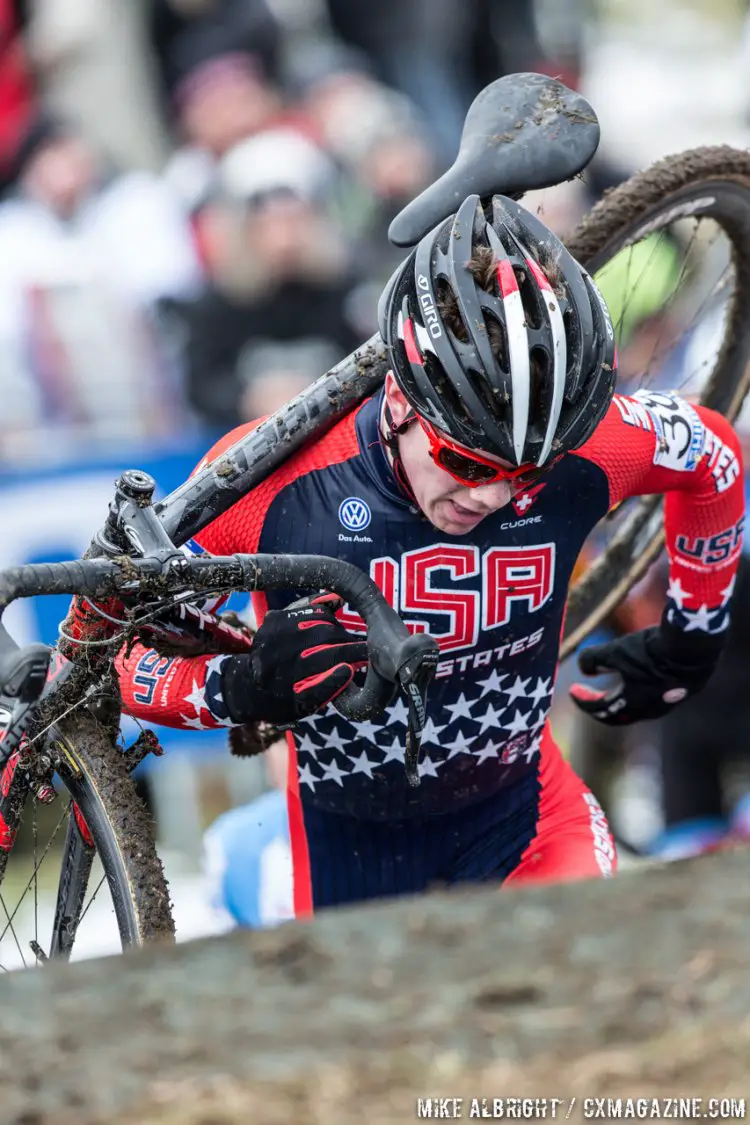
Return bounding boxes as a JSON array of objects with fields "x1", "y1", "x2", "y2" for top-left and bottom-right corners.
[{"x1": 0, "y1": 552, "x2": 439, "y2": 780}]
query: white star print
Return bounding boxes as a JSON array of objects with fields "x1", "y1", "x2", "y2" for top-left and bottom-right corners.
[
  {"x1": 529, "y1": 677, "x2": 551, "y2": 707},
  {"x1": 443, "y1": 730, "x2": 474, "y2": 759},
  {"x1": 385, "y1": 697, "x2": 409, "y2": 726},
  {"x1": 528, "y1": 709, "x2": 549, "y2": 735},
  {"x1": 682, "y1": 604, "x2": 718, "y2": 632},
  {"x1": 298, "y1": 762, "x2": 319, "y2": 791},
  {"x1": 319, "y1": 727, "x2": 348, "y2": 753},
  {"x1": 504, "y1": 675, "x2": 531, "y2": 704},
  {"x1": 213, "y1": 714, "x2": 236, "y2": 729},
  {"x1": 320, "y1": 759, "x2": 349, "y2": 786},
  {"x1": 503, "y1": 708, "x2": 531, "y2": 738},
  {"x1": 421, "y1": 717, "x2": 447, "y2": 745},
  {"x1": 296, "y1": 732, "x2": 319, "y2": 755},
  {"x1": 351, "y1": 718, "x2": 382, "y2": 742},
  {"x1": 205, "y1": 654, "x2": 228, "y2": 681},
  {"x1": 442, "y1": 692, "x2": 476, "y2": 724},
  {"x1": 179, "y1": 713, "x2": 208, "y2": 729},
  {"x1": 204, "y1": 655, "x2": 228, "y2": 709},
  {"x1": 418, "y1": 755, "x2": 444, "y2": 778},
  {"x1": 380, "y1": 736, "x2": 405, "y2": 764},
  {"x1": 476, "y1": 702, "x2": 503, "y2": 735},
  {"x1": 183, "y1": 678, "x2": 208, "y2": 716},
  {"x1": 476, "y1": 669, "x2": 507, "y2": 698},
  {"x1": 667, "y1": 577, "x2": 693, "y2": 611},
  {"x1": 523, "y1": 737, "x2": 541, "y2": 762},
  {"x1": 349, "y1": 750, "x2": 378, "y2": 778},
  {"x1": 720, "y1": 574, "x2": 737, "y2": 605},
  {"x1": 299, "y1": 712, "x2": 322, "y2": 729},
  {"x1": 473, "y1": 740, "x2": 501, "y2": 764}
]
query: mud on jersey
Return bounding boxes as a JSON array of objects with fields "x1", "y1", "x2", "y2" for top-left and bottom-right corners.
[{"x1": 118, "y1": 388, "x2": 744, "y2": 821}]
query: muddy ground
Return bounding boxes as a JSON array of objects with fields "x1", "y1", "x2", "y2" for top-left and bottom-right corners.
[{"x1": 0, "y1": 849, "x2": 748, "y2": 1125}]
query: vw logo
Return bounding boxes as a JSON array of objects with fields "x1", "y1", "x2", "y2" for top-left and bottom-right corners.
[{"x1": 338, "y1": 497, "x2": 372, "y2": 531}]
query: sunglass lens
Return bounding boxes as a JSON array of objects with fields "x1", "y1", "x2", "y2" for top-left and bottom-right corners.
[{"x1": 437, "y1": 447, "x2": 499, "y2": 484}]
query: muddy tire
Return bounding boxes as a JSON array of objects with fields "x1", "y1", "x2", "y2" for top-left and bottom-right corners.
[
  {"x1": 51, "y1": 711, "x2": 174, "y2": 949},
  {"x1": 561, "y1": 145, "x2": 750, "y2": 658}
]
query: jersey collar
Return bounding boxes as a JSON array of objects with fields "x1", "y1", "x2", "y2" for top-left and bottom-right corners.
[{"x1": 354, "y1": 389, "x2": 418, "y2": 511}]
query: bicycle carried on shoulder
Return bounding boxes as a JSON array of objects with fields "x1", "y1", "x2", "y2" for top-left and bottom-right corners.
[{"x1": 1, "y1": 73, "x2": 750, "y2": 965}]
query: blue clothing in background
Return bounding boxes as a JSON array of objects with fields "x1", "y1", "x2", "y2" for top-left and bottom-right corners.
[{"x1": 203, "y1": 788, "x2": 293, "y2": 929}]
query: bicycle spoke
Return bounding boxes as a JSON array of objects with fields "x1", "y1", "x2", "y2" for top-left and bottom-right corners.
[
  {"x1": 595, "y1": 215, "x2": 734, "y2": 407},
  {"x1": 0, "y1": 803, "x2": 70, "y2": 947},
  {"x1": 639, "y1": 226, "x2": 698, "y2": 388},
  {"x1": 0, "y1": 893, "x2": 27, "y2": 969},
  {"x1": 77, "y1": 875, "x2": 107, "y2": 929},
  {"x1": 640, "y1": 222, "x2": 722, "y2": 389}
]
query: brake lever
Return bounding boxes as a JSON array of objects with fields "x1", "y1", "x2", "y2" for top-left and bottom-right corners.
[
  {"x1": 396, "y1": 639, "x2": 440, "y2": 788},
  {"x1": 273, "y1": 591, "x2": 439, "y2": 786},
  {"x1": 0, "y1": 643, "x2": 52, "y2": 767}
]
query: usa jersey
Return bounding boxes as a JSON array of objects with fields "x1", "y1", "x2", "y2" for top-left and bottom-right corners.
[{"x1": 119, "y1": 387, "x2": 743, "y2": 827}]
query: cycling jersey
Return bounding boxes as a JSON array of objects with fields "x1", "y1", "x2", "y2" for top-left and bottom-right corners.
[{"x1": 117, "y1": 387, "x2": 744, "y2": 911}]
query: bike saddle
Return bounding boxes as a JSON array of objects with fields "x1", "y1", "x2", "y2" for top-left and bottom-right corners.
[{"x1": 388, "y1": 72, "x2": 600, "y2": 248}]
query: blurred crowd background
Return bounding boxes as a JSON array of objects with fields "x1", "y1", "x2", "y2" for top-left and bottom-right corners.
[{"x1": 2, "y1": 0, "x2": 750, "y2": 944}]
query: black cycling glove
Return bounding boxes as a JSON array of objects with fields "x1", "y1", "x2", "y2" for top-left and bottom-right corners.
[
  {"x1": 221, "y1": 593, "x2": 368, "y2": 726},
  {"x1": 569, "y1": 619, "x2": 724, "y2": 725}
]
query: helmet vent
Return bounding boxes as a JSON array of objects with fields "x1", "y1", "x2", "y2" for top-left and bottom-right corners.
[
  {"x1": 436, "y1": 278, "x2": 469, "y2": 343},
  {"x1": 482, "y1": 311, "x2": 509, "y2": 374},
  {"x1": 528, "y1": 348, "x2": 552, "y2": 435},
  {"x1": 515, "y1": 267, "x2": 544, "y2": 331}
]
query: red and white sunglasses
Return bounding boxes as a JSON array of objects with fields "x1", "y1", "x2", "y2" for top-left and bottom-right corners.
[{"x1": 416, "y1": 414, "x2": 561, "y2": 489}]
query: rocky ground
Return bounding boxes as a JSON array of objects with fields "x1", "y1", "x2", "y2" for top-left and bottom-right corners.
[{"x1": 1, "y1": 848, "x2": 749, "y2": 1125}]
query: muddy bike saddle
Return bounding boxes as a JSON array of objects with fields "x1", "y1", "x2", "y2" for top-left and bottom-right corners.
[{"x1": 388, "y1": 71, "x2": 600, "y2": 248}]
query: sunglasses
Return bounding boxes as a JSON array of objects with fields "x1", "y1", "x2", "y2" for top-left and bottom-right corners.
[{"x1": 417, "y1": 416, "x2": 560, "y2": 489}]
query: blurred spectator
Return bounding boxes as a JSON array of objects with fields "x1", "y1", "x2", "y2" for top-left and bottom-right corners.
[
  {"x1": 0, "y1": 114, "x2": 203, "y2": 465},
  {"x1": 163, "y1": 48, "x2": 310, "y2": 216},
  {"x1": 148, "y1": 0, "x2": 281, "y2": 111},
  {"x1": 25, "y1": 0, "x2": 169, "y2": 173},
  {"x1": 202, "y1": 740, "x2": 292, "y2": 931},
  {"x1": 0, "y1": 1, "x2": 37, "y2": 193},
  {"x1": 235, "y1": 338, "x2": 343, "y2": 421},
  {"x1": 323, "y1": 0, "x2": 565, "y2": 166},
  {"x1": 177, "y1": 128, "x2": 367, "y2": 429},
  {"x1": 290, "y1": 46, "x2": 435, "y2": 281},
  {"x1": 324, "y1": 0, "x2": 473, "y2": 165}
]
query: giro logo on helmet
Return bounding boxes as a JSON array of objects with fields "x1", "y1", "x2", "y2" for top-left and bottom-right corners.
[{"x1": 416, "y1": 274, "x2": 442, "y2": 338}]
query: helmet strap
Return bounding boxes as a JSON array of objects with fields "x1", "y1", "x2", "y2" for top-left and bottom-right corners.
[{"x1": 379, "y1": 400, "x2": 421, "y2": 508}]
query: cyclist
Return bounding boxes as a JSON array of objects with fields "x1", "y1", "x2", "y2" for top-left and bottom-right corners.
[{"x1": 117, "y1": 193, "x2": 744, "y2": 915}]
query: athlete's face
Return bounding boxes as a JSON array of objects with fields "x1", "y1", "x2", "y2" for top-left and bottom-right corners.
[{"x1": 384, "y1": 374, "x2": 515, "y2": 535}]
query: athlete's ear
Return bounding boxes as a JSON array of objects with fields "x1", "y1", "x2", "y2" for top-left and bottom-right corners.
[{"x1": 384, "y1": 371, "x2": 411, "y2": 427}]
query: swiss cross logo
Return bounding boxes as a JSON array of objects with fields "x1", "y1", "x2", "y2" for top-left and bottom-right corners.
[
  {"x1": 511, "y1": 483, "x2": 546, "y2": 516},
  {"x1": 337, "y1": 542, "x2": 556, "y2": 653}
]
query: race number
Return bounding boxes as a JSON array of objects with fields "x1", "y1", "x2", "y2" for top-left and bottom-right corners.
[{"x1": 631, "y1": 390, "x2": 705, "y2": 473}]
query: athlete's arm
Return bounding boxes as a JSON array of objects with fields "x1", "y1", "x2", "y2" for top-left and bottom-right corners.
[
  {"x1": 116, "y1": 419, "x2": 368, "y2": 730},
  {"x1": 569, "y1": 391, "x2": 744, "y2": 723},
  {"x1": 118, "y1": 593, "x2": 367, "y2": 730}
]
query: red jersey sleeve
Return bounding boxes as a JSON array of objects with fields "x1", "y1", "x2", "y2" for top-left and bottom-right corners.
[
  {"x1": 116, "y1": 410, "x2": 361, "y2": 730},
  {"x1": 575, "y1": 390, "x2": 744, "y2": 635},
  {"x1": 117, "y1": 645, "x2": 238, "y2": 730}
]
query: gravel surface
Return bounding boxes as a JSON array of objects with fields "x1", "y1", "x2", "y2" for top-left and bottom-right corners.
[{"x1": 1, "y1": 848, "x2": 748, "y2": 1124}]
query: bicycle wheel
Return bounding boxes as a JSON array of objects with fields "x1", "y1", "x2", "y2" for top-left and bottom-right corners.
[
  {"x1": 561, "y1": 145, "x2": 750, "y2": 659},
  {"x1": 0, "y1": 708, "x2": 174, "y2": 968}
]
